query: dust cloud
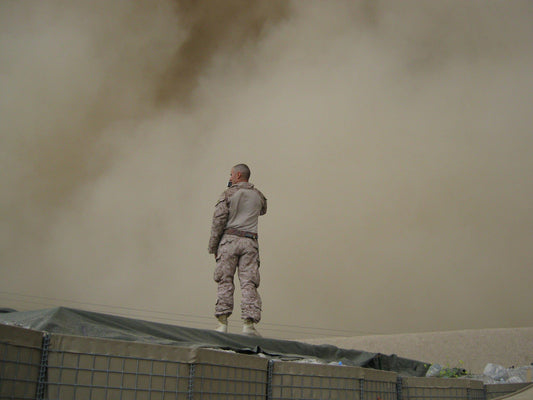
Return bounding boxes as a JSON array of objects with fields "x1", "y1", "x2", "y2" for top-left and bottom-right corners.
[{"x1": 1, "y1": 1, "x2": 532, "y2": 339}]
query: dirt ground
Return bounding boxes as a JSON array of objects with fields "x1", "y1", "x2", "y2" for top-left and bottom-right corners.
[{"x1": 302, "y1": 327, "x2": 533, "y2": 374}]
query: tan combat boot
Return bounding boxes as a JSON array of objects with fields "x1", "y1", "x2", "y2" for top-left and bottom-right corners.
[
  {"x1": 242, "y1": 318, "x2": 261, "y2": 337},
  {"x1": 215, "y1": 314, "x2": 228, "y2": 333}
]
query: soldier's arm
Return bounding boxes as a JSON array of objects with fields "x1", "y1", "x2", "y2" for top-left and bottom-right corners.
[
  {"x1": 207, "y1": 195, "x2": 229, "y2": 254},
  {"x1": 259, "y1": 192, "x2": 267, "y2": 216}
]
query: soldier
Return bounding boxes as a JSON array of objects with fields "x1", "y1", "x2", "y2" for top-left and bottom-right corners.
[{"x1": 208, "y1": 164, "x2": 267, "y2": 336}]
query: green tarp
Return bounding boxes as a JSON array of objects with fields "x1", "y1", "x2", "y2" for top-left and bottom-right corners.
[{"x1": 0, "y1": 307, "x2": 429, "y2": 376}]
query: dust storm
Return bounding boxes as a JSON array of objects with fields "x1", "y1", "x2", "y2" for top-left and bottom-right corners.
[{"x1": 1, "y1": 1, "x2": 532, "y2": 338}]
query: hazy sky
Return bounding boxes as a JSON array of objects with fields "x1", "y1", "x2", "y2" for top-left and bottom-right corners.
[{"x1": 1, "y1": 0, "x2": 532, "y2": 339}]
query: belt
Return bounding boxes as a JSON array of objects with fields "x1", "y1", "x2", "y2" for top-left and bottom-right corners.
[{"x1": 225, "y1": 228, "x2": 258, "y2": 239}]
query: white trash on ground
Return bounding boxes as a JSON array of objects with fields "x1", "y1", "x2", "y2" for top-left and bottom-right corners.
[
  {"x1": 484, "y1": 363, "x2": 510, "y2": 381},
  {"x1": 425, "y1": 363, "x2": 443, "y2": 377},
  {"x1": 459, "y1": 363, "x2": 532, "y2": 384}
]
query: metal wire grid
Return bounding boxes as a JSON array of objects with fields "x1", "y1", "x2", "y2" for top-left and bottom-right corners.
[
  {"x1": 45, "y1": 348, "x2": 190, "y2": 400},
  {"x1": 485, "y1": 383, "x2": 533, "y2": 400},
  {"x1": 402, "y1": 385, "x2": 470, "y2": 400},
  {"x1": 468, "y1": 388, "x2": 486, "y2": 400},
  {"x1": 192, "y1": 361, "x2": 267, "y2": 399},
  {"x1": 270, "y1": 372, "x2": 366, "y2": 400},
  {"x1": 1, "y1": 331, "x2": 530, "y2": 400},
  {"x1": 0, "y1": 339, "x2": 42, "y2": 400},
  {"x1": 363, "y1": 378, "x2": 397, "y2": 400}
]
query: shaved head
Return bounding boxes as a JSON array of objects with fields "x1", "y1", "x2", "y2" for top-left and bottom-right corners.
[{"x1": 233, "y1": 164, "x2": 251, "y2": 180}]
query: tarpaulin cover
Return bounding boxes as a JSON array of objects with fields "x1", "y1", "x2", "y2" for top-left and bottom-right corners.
[{"x1": 0, "y1": 307, "x2": 429, "y2": 376}]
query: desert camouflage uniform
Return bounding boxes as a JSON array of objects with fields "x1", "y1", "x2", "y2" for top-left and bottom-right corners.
[{"x1": 208, "y1": 182, "x2": 267, "y2": 323}]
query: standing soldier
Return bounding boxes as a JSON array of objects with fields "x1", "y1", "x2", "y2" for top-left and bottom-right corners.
[{"x1": 208, "y1": 164, "x2": 267, "y2": 336}]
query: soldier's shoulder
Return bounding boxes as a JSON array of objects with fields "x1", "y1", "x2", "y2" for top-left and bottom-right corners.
[
  {"x1": 253, "y1": 187, "x2": 267, "y2": 200},
  {"x1": 216, "y1": 186, "x2": 239, "y2": 204},
  {"x1": 215, "y1": 190, "x2": 228, "y2": 205}
]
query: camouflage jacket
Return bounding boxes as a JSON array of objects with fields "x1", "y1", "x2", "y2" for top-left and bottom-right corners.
[{"x1": 208, "y1": 182, "x2": 267, "y2": 254}]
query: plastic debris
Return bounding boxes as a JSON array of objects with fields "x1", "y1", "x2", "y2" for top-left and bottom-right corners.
[
  {"x1": 426, "y1": 364, "x2": 443, "y2": 377},
  {"x1": 464, "y1": 363, "x2": 533, "y2": 384},
  {"x1": 427, "y1": 362, "x2": 533, "y2": 384},
  {"x1": 484, "y1": 363, "x2": 509, "y2": 381}
]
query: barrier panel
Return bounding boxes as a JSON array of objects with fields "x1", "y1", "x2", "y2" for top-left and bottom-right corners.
[
  {"x1": 190, "y1": 348, "x2": 268, "y2": 399},
  {"x1": 270, "y1": 360, "x2": 364, "y2": 399},
  {"x1": 363, "y1": 367, "x2": 398, "y2": 400},
  {"x1": 402, "y1": 376, "x2": 485, "y2": 400},
  {"x1": 0, "y1": 324, "x2": 43, "y2": 400},
  {"x1": 46, "y1": 333, "x2": 192, "y2": 400},
  {"x1": 485, "y1": 383, "x2": 533, "y2": 399},
  {"x1": 0, "y1": 325, "x2": 530, "y2": 400},
  {"x1": 270, "y1": 360, "x2": 398, "y2": 400}
]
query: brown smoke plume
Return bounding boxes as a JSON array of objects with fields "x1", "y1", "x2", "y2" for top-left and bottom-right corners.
[{"x1": 1, "y1": 0, "x2": 532, "y2": 338}]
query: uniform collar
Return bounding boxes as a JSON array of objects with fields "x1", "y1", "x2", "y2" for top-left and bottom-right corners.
[{"x1": 234, "y1": 181, "x2": 254, "y2": 189}]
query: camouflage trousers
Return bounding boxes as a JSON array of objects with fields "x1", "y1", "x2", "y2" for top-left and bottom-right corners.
[{"x1": 214, "y1": 234, "x2": 262, "y2": 323}]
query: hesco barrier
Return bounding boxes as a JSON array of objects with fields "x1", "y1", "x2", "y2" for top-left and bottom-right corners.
[
  {"x1": 485, "y1": 383, "x2": 533, "y2": 400},
  {"x1": 0, "y1": 324, "x2": 531, "y2": 400},
  {"x1": 0, "y1": 325, "x2": 42, "y2": 399},
  {"x1": 270, "y1": 360, "x2": 398, "y2": 399},
  {"x1": 400, "y1": 377, "x2": 485, "y2": 400}
]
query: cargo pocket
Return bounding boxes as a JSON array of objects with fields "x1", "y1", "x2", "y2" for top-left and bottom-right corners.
[
  {"x1": 251, "y1": 266, "x2": 260, "y2": 287},
  {"x1": 213, "y1": 265, "x2": 223, "y2": 283},
  {"x1": 251, "y1": 248, "x2": 261, "y2": 287}
]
